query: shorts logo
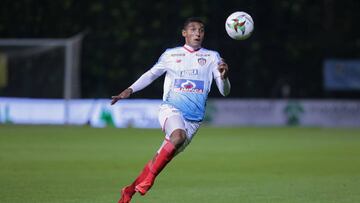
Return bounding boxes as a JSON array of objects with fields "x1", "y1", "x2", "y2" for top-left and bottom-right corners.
[
  {"x1": 174, "y1": 79, "x2": 204, "y2": 94},
  {"x1": 198, "y1": 58, "x2": 206, "y2": 66}
]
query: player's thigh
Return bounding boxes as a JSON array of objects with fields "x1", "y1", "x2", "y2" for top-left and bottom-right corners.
[
  {"x1": 157, "y1": 120, "x2": 201, "y2": 155},
  {"x1": 158, "y1": 104, "x2": 186, "y2": 139},
  {"x1": 175, "y1": 121, "x2": 201, "y2": 153}
]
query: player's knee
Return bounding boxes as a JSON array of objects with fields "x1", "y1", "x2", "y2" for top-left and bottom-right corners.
[{"x1": 170, "y1": 129, "x2": 186, "y2": 149}]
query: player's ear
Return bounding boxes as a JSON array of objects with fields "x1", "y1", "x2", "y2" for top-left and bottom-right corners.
[{"x1": 182, "y1": 29, "x2": 187, "y2": 37}]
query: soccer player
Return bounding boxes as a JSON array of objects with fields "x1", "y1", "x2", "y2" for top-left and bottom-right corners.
[{"x1": 111, "y1": 17, "x2": 231, "y2": 203}]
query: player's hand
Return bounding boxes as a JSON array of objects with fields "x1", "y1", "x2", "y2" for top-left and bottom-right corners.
[
  {"x1": 218, "y1": 58, "x2": 229, "y2": 80},
  {"x1": 111, "y1": 88, "x2": 133, "y2": 105}
]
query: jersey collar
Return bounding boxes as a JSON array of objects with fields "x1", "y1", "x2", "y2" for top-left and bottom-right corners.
[{"x1": 183, "y1": 44, "x2": 201, "y2": 53}]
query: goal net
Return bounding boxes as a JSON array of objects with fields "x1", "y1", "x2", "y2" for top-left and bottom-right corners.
[{"x1": 0, "y1": 33, "x2": 84, "y2": 99}]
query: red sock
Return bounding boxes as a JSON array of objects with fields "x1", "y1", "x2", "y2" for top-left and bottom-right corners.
[
  {"x1": 134, "y1": 140, "x2": 177, "y2": 195},
  {"x1": 125, "y1": 160, "x2": 152, "y2": 194},
  {"x1": 150, "y1": 140, "x2": 176, "y2": 176}
]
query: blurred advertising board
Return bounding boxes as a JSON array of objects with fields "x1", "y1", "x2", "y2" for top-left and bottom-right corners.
[
  {"x1": 206, "y1": 99, "x2": 360, "y2": 127},
  {"x1": 1, "y1": 98, "x2": 359, "y2": 128},
  {"x1": 88, "y1": 99, "x2": 161, "y2": 128},
  {"x1": 0, "y1": 98, "x2": 161, "y2": 128}
]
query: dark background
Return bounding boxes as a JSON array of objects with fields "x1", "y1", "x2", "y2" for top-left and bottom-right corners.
[{"x1": 0, "y1": 0, "x2": 359, "y2": 99}]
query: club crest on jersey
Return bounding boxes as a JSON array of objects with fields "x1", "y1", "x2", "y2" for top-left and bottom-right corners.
[
  {"x1": 174, "y1": 79, "x2": 204, "y2": 94},
  {"x1": 198, "y1": 58, "x2": 206, "y2": 66}
]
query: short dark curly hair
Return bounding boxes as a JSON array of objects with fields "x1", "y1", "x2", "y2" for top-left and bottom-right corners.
[{"x1": 183, "y1": 17, "x2": 205, "y2": 29}]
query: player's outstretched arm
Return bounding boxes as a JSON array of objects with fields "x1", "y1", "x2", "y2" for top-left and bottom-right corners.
[
  {"x1": 110, "y1": 69, "x2": 162, "y2": 105},
  {"x1": 111, "y1": 88, "x2": 133, "y2": 105}
]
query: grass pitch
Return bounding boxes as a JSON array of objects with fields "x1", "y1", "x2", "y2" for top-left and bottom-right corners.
[{"x1": 0, "y1": 125, "x2": 360, "y2": 203}]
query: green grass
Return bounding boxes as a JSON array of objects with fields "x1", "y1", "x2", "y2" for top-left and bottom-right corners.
[{"x1": 1, "y1": 125, "x2": 360, "y2": 203}]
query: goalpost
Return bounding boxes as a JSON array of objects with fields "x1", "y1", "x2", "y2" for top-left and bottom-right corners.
[{"x1": 0, "y1": 33, "x2": 85, "y2": 124}]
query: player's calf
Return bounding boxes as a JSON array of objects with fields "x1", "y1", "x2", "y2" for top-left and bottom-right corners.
[{"x1": 135, "y1": 140, "x2": 176, "y2": 195}]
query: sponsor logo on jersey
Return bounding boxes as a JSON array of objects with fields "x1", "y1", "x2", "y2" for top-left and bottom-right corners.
[
  {"x1": 180, "y1": 69, "x2": 198, "y2": 77},
  {"x1": 174, "y1": 79, "x2": 204, "y2": 94},
  {"x1": 196, "y1": 53, "x2": 210, "y2": 57},
  {"x1": 198, "y1": 58, "x2": 206, "y2": 66},
  {"x1": 171, "y1": 53, "x2": 185, "y2": 57}
]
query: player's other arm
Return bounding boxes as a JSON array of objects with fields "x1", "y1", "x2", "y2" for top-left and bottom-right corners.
[
  {"x1": 215, "y1": 58, "x2": 231, "y2": 96},
  {"x1": 111, "y1": 70, "x2": 160, "y2": 105}
]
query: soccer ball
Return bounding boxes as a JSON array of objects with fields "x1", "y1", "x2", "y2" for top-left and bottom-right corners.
[{"x1": 225, "y1": 11, "x2": 254, "y2": 40}]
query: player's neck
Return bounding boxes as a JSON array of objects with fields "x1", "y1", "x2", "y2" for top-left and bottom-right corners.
[{"x1": 183, "y1": 44, "x2": 201, "y2": 52}]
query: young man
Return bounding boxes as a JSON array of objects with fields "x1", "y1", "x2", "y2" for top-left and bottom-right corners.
[{"x1": 111, "y1": 17, "x2": 231, "y2": 203}]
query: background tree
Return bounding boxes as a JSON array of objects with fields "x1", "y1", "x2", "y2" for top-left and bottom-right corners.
[{"x1": 0, "y1": 0, "x2": 359, "y2": 98}]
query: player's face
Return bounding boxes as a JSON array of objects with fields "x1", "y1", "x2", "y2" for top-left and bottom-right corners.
[{"x1": 182, "y1": 22, "x2": 205, "y2": 49}]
